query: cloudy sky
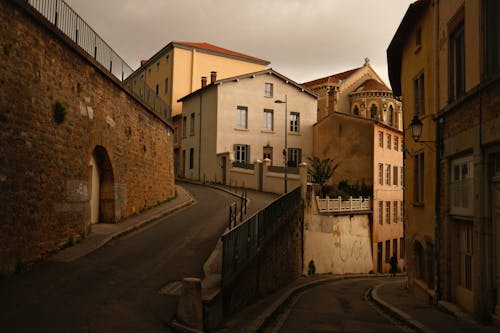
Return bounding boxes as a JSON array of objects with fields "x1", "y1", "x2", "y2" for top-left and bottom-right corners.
[{"x1": 64, "y1": 0, "x2": 413, "y2": 86}]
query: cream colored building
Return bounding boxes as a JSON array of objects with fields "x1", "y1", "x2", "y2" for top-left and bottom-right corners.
[
  {"x1": 388, "y1": 0, "x2": 500, "y2": 320},
  {"x1": 178, "y1": 69, "x2": 317, "y2": 194},
  {"x1": 305, "y1": 62, "x2": 404, "y2": 273},
  {"x1": 126, "y1": 41, "x2": 270, "y2": 117}
]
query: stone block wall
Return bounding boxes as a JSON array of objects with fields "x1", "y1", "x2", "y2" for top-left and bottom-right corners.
[{"x1": 0, "y1": 0, "x2": 175, "y2": 271}]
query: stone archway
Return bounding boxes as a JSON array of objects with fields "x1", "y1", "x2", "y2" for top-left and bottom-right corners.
[{"x1": 90, "y1": 146, "x2": 115, "y2": 224}]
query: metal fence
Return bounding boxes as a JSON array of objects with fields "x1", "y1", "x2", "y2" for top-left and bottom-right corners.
[
  {"x1": 26, "y1": 0, "x2": 171, "y2": 121},
  {"x1": 221, "y1": 187, "x2": 301, "y2": 284}
]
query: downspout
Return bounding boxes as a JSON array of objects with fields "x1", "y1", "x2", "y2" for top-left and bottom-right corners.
[{"x1": 433, "y1": 0, "x2": 441, "y2": 302}]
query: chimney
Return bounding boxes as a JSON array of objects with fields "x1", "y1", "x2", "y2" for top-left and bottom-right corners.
[
  {"x1": 210, "y1": 71, "x2": 217, "y2": 84},
  {"x1": 140, "y1": 60, "x2": 147, "y2": 66},
  {"x1": 201, "y1": 76, "x2": 207, "y2": 88},
  {"x1": 327, "y1": 86, "x2": 339, "y2": 114}
]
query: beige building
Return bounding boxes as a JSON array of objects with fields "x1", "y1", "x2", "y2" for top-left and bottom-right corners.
[
  {"x1": 388, "y1": 0, "x2": 500, "y2": 320},
  {"x1": 178, "y1": 69, "x2": 317, "y2": 194},
  {"x1": 305, "y1": 62, "x2": 404, "y2": 273},
  {"x1": 126, "y1": 41, "x2": 270, "y2": 117}
]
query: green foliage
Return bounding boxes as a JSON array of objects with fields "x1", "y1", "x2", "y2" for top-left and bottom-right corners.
[
  {"x1": 321, "y1": 179, "x2": 373, "y2": 199},
  {"x1": 53, "y1": 101, "x2": 67, "y2": 125},
  {"x1": 307, "y1": 156, "x2": 339, "y2": 187}
]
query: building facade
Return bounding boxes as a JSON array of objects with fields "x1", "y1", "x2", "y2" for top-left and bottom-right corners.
[
  {"x1": 178, "y1": 69, "x2": 317, "y2": 194},
  {"x1": 388, "y1": 0, "x2": 500, "y2": 320},
  {"x1": 305, "y1": 63, "x2": 404, "y2": 273}
]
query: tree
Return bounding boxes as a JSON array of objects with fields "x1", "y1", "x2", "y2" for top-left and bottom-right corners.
[{"x1": 307, "y1": 156, "x2": 339, "y2": 189}]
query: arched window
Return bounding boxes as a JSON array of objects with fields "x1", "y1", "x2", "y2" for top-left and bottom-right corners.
[
  {"x1": 388, "y1": 105, "x2": 394, "y2": 126},
  {"x1": 370, "y1": 104, "x2": 378, "y2": 119},
  {"x1": 353, "y1": 105, "x2": 360, "y2": 115}
]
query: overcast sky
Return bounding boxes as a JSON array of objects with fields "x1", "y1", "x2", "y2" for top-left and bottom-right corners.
[{"x1": 64, "y1": 0, "x2": 413, "y2": 86}]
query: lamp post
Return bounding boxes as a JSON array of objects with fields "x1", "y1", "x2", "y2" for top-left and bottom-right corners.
[{"x1": 275, "y1": 95, "x2": 288, "y2": 193}]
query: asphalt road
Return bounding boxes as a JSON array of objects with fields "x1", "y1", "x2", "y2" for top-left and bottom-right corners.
[
  {"x1": 275, "y1": 278, "x2": 407, "y2": 333},
  {"x1": 0, "y1": 183, "x2": 277, "y2": 333}
]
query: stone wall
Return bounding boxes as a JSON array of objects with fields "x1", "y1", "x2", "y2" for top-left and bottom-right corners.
[{"x1": 0, "y1": 0, "x2": 175, "y2": 271}]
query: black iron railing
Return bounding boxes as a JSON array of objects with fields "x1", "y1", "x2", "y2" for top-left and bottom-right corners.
[
  {"x1": 221, "y1": 187, "x2": 301, "y2": 284},
  {"x1": 27, "y1": 0, "x2": 171, "y2": 121}
]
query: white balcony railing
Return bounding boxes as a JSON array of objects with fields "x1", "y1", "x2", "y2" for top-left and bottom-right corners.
[{"x1": 316, "y1": 196, "x2": 371, "y2": 213}]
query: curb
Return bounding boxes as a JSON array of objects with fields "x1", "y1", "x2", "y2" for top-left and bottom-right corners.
[{"x1": 370, "y1": 282, "x2": 434, "y2": 333}]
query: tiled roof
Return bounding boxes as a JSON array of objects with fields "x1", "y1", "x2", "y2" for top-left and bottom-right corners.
[
  {"x1": 302, "y1": 67, "x2": 361, "y2": 87},
  {"x1": 354, "y1": 79, "x2": 391, "y2": 92},
  {"x1": 172, "y1": 41, "x2": 270, "y2": 65}
]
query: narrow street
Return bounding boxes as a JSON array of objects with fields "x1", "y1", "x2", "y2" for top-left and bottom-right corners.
[
  {"x1": 273, "y1": 278, "x2": 408, "y2": 333},
  {"x1": 0, "y1": 183, "x2": 276, "y2": 333}
]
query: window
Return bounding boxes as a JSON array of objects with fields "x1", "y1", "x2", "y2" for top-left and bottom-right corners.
[
  {"x1": 378, "y1": 131, "x2": 383, "y2": 148},
  {"x1": 450, "y1": 157, "x2": 473, "y2": 215},
  {"x1": 385, "y1": 240, "x2": 391, "y2": 262},
  {"x1": 353, "y1": 105, "x2": 360, "y2": 115},
  {"x1": 236, "y1": 106, "x2": 248, "y2": 129},
  {"x1": 393, "y1": 201, "x2": 398, "y2": 223},
  {"x1": 394, "y1": 136, "x2": 399, "y2": 151},
  {"x1": 459, "y1": 221, "x2": 473, "y2": 290},
  {"x1": 393, "y1": 239, "x2": 398, "y2": 257},
  {"x1": 370, "y1": 104, "x2": 378, "y2": 119},
  {"x1": 234, "y1": 144, "x2": 250, "y2": 163},
  {"x1": 414, "y1": 152, "x2": 424, "y2": 203},
  {"x1": 378, "y1": 163, "x2": 383, "y2": 185},
  {"x1": 378, "y1": 201, "x2": 383, "y2": 225},
  {"x1": 287, "y1": 148, "x2": 302, "y2": 167},
  {"x1": 182, "y1": 116, "x2": 187, "y2": 137},
  {"x1": 414, "y1": 73, "x2": 425, "y2": 116},
  {"x1": 164, "y1": 78, "x2": 169, "y2": 93},
  {"x1": 400, "y1": 200, "x2": 404, "y2": 222},
  {"x1": 388, "y1": 105, "x2": 394, "y2": 126},
  {"x1": 290, "y1": 112, "x2": 300, "y2": 132},
  {"x1": 400, "y1": 238, "x2": 405, "y2": 259},
  {"x1": 263, "y1": 145, "x2": 273, "y2": 161},
  {"x1": 485, "y1": 0, "x2": 500, "y2": 77},
  {"x1": 263, "y1": 109, "x2": 274, "y2": 131},
  {"x1": 385, "y1": 164, "x2": 391, "y2": 185},
  {"x1": 190, "y1": 113, "x2": 195, "y2": 135},
  {"x1": 264, "y1": 83, "x2": 273, "y2": 97},
  {"x1": 449, "y1": 19, "x2": 465, "y2": 100},
  {"x1": 386, "y1": 134, "x2": 391, "y2": 149},
  {"x1": 393, "y1": 166, "x2": 398, "y2": 186},
  {"x1": 155, "y1": 84, "x2": 159, "y2": 96},
  {"x1": 386, "y1": 201, "x2": 391, "y2": 224},
  {"x1": 189, "y1": 148, "x2": 194, "y2": 169}
]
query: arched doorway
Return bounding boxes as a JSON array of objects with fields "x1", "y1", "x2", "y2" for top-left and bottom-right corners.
[{"x1": 89, "y1": 146, "x2": 115, "y2": 224}]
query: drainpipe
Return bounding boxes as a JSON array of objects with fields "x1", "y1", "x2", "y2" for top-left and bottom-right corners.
[{"x1": 433, "y1": 0, "x2": 441, "y2": 302}]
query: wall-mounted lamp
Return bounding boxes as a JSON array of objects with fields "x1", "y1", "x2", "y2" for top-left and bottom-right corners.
[{"x1": 410, "y1": 115, "x2": 435, "y2": 143}]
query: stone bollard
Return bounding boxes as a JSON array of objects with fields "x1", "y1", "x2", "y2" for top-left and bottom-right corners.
[{"x1": 176, "y1": 277, "x2": 203, "y2": 330}]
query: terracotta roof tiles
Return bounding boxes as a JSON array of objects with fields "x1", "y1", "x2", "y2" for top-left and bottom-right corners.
[
  {"x1": 354, "y1": 79, "x2": 391, "y2": 92},
  {"x1": 302, "y1": 67, "x2": 361, "y2": 87}
]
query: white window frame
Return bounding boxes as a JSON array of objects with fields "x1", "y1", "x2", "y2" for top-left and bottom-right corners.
[
  {"x1": 385, "y1": 164, "x2": 391, "y2": 186},
  {"x1": 386, "y1": 134, "x2": 391, "y2": 149},
  {"x1": 263, "y1": 109, "x2": 274, "y2": 131},
  {"x1": 236, "y1": 106, "x2": 248, "y2": 129},
  {"x1": 378, "y1": 201, "x2": 383, "y2": 225},
  {"x1": 234, "y1": 144, "x2": 249, "y2": 164},
  {"x1": 378, "y1": 131, "x2": 383, "y2": 147},
  {"x1": 378, "y1": 163, "x2": 383, "y2": 185},
  {"x1": 450, "y1": 156, "x2": 473, "y2": 216},
  {"x1": 290, "y1": 112, "x2": 300, "y2": 133},
  {"x1": 287, "y1": 148, "x2": 302, "y2": 167},
  {"x1": 264, "y1": 83, "x2": 273, "y2": 97},
  {"x1": 385, "y1": 201, "x2": 391, "y2": 224}
]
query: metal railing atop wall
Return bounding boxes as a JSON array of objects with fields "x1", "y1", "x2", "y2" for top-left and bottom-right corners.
[
  {"x1": 221, "y1": 186, "x2": 302, "y2": 284},
  {"x1": 26, "y1": 0, "x2": 171, "y2": 121}
]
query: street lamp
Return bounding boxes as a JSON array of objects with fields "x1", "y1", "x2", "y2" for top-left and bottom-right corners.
[
  {"x1": 409, "y1": 115, "x2": 435, "y2": 143},
  {"x1": 275, "y1": 95, "x2": 288, "y2": 193}
]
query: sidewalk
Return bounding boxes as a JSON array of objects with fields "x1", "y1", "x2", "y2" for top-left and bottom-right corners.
[
  {"x1": 51, "y1": 185, "x2": 194, "y2": 262},
  {"x1": 371, "y1": 279, "x2": 499, "y2": 333}
]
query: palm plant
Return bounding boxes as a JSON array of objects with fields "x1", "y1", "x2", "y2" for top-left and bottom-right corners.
[{"x1": 307, "y1": 156, "x2": 339, "y2": 194}]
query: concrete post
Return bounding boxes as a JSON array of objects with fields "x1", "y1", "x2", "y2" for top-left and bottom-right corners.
[
  {"x1": 176, "y1": 277, "x2": 203, "y2": 330},
  {"x1": 299, "y1": 162, "x2": 307, "y2": 201}
]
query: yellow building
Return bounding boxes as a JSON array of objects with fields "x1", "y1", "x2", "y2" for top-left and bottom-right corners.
[
  {"x1": 304, "y1": 62, "x2": 404, "y2": 273},
  {"x1": 126, "y1": 41, "x2": 270, "y2": 117},
  {"x1": 388, "y1": 0, "x2": 500, "y2": 321}
]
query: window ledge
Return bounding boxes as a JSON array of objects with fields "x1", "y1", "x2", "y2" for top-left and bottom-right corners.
[
  {"x1": 289, "y1": 132, "x2": 301, "y2": 136},
  {"x1": 412, "y1": 202, "x2": 424, "y2": 207},
  {"x1": 261, "y1": 130, "x2": 275, "y2": 134},
  {"x1": 234, "y1": 127, "x2": 249, "y2": 132}
]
